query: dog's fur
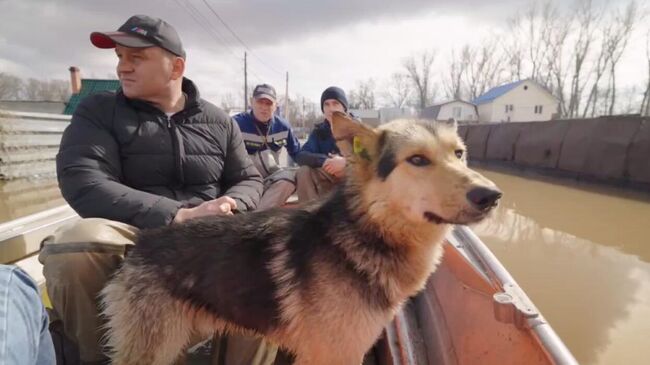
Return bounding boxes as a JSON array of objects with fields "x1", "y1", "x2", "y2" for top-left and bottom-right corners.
[{"x1": 101, "y1": 112, "x2": 501, "y2": 365}]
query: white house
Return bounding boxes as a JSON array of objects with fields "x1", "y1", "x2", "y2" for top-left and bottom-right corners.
[
  {"x1": 473, "y1": 79, "x2": 559, "y2": 123},
  {"x1": 420, "y1": 100, "x2": 478, "y2": 122}
]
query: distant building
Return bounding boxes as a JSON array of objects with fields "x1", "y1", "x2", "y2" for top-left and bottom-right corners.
[
  {"x1": 473, "y1": 79, "x2": 559, "y2": 123},
  {"x1": 63, "y1": 66, "x2": 120, "y2": 115},
  {"x1": 378, "y1": 107, "x2": 418, "y2": 124},
  {"x1": 349, "y1": 107, "x2": 420, "y2": 126},
  {"x1": 420, "y1": 100, "x2": 478, "y2": 122},
  {"x1": 349, "y1": 109, "x2": 380, "y2": 127}
]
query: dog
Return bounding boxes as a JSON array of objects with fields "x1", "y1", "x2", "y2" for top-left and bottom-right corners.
[{"x1": 100, "y1": 111, "x2": 502, "y2": 365}]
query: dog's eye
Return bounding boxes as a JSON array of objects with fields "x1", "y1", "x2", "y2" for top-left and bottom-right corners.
[
  {"x1": 455, "y1": 149, "x2": 464, "y2": 159},
  {"x1": 406, "y1": 155, "x2": 431, "y2": 166}
]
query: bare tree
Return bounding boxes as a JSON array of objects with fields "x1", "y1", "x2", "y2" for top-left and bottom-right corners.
[
  {"x1": 403, "y1": 50, "x2": 437, "y2": 109},
  {"x1": 0, "y1": 73, "x2": 24, "y2": 100},
  {"x1": 22, "y1": 78, "x2": 70, "y2": 101},
  {"x1": 443, "y1": 46, "x2": 469, "y2": 100},
  {"x1": 567, "y1": 0, "x2": 601, "y2": 118},
  {"x1": 45, "y1": 80, "x2": 71, "y2": 101},
  {"x1": 603, "y1": 1, "x2": 639, "y2": 115},
  {"x1": 382, "y1": 73, "x2": 412, "y2": 108},
  {"x1": 618, "y1": 86, "x2": 640, "y2": 114},
  {"x1": 348, "y1": 79, "x2": 376, "y2": 109},
  {"x1": 512, "y1": 2, "x2": 556, "y2": 82},
  {"x1": 641, "y1": 31, "x2": 650, "y2": 116},
  {"x1": 581, "y1": 1, "x2": 639, "y2": 117},
  {"x1": 503, "y1": 19, "x2": 525, "y2": 81},
  {"x1": 464, "y1": 40, "x2": 506, "y2": 101},
  {"x1": 541, "y1": 4, "x2": 571, "y2": 117},
  {"x1": 583, "y1": 27, "x2": 613, "y2": 117},
  {"x1": 219, "y1": 93, "x2": 237, "y2": 113}
]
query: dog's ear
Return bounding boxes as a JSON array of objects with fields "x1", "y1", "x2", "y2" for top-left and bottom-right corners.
[{"x1": 331, "y1": 111, "x2": 377, "y2": 159}]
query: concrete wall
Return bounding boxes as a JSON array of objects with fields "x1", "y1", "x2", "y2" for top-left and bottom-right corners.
[{"x1": 461, "y1": 116, "x2": 650, "y2": 189}]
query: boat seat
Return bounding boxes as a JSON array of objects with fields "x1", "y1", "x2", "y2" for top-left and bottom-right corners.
[{"x1": 14, "y1": 253, "x2": 45, "y2": 289}]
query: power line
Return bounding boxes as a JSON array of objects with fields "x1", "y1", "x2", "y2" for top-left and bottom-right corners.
[
  {"x1": 174, "y1": 0, "x2": 286, "y2": 104},
  {"x1": 174, "y1": 0, "x2": 241, "y2": 62},
  {"x1": 177, "y1": 0, "x2": 279, "y2": 86},
  {"x1": 200, "y1": 0, "x2": 285, "y2": 76}
]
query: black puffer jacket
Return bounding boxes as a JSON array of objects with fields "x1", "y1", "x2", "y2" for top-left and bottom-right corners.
[{"x1": 57, "y1": 78, "x2": 263, "y2": 229}]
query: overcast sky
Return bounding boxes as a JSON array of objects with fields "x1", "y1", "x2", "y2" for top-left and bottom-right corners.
[{"x1": 0, "y1": 0, "x2": 646, "y2": 107}]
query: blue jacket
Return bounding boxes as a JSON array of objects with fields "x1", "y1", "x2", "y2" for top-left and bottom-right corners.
[
  {"x1": 233, "y1": 111, "x2": 300, "y2": 159},
  {"x1": 296, "y1": 120, "x2": 340, "y2": 168}
]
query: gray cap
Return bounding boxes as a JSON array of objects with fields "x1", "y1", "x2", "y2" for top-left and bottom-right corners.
[{"x1": 252, "y1": 84, "x2": 277, "y2": 102}]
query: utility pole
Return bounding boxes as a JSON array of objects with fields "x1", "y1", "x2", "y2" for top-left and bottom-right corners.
[
  {"x1": 284, "y1": 71, "x2": 289, "y2": 119},
  {"x1": 244, "y1": 52, "x2": 248, "y2": 111}
]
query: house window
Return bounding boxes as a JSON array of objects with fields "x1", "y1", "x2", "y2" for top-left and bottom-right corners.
[
  {"x1": 453, "y1": 107, "x2": 461, "y2": 118},
  {"x1": 505, "y1": 104, "x2": 514, "y2": 113},
  {"x1": 534, "y1": 105, "x2": 543, "y2": 114}
]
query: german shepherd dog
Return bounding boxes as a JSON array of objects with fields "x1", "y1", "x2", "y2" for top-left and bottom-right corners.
[{"x1": 101, "y1": 112, "x2": 502, "y2": 365}]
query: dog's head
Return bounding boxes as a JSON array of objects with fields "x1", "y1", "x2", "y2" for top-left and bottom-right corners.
[{"x1": 331, "y1": 111, "x2": 501, "y2": 226}]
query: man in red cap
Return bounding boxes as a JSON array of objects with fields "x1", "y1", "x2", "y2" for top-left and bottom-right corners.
[{"x1": 39, "y1": 15, "x2": 277, "y2": 365}]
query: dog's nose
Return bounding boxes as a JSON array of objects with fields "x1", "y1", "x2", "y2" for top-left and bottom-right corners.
[{"x1": 466, "y1": 187, "x2": 502, "y2": 211}]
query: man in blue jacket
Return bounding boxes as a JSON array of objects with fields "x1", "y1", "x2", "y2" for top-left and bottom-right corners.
[
  {"x1": 233, "y1": 84, "x2": 301, "y2": 209},
  {"x1": 295, "y1": 86, "x2": 349, "y2": 201}
]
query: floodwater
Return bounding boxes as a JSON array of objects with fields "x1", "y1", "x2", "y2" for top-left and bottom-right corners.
[
  {"x1": 0, "y1": 176, "x2": 64, "y2": 222},
  {"x1": 470, "y1": 169, "x2": 650, "y2": 365}
]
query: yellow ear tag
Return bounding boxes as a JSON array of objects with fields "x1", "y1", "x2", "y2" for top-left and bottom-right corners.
[
  {"x1": 353, "y1": 136, "x2": 371, "y2": 161},
  {"x1": 353, "y1": 136, "x2": 363, "y2": 155}
]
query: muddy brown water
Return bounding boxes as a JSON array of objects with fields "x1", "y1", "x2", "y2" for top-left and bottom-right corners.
[
  {"x1": 0, "y1": 177, "x2": 64, "y2": 222},
  {"x1": 470, "y1": 169, "x2": 650, "y2": 365}
]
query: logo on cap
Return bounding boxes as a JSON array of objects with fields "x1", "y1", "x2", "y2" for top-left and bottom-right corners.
[
  {"x1": 130, "y1": 26, "x2": 148, "y2": 36},
  {"x1": 253, "y1": 84, "x2": 277, "y2": 101}
]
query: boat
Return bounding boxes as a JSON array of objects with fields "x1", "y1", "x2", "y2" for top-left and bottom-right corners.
[{"x1": 3, "y1": 206, "x2": 577, "y2": 364}]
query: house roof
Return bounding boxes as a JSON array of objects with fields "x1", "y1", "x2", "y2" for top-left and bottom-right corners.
[
  {"x1": 472, "y1": 80, "x2": 524, "y2": 105},
  {"x1": 63, "y1": 79, "x2": 120, "y2": 115},
  {"x1": 420, "y1": 99, "x2": 476, "y2": 119},
  {"x1": 420, "y1": 104, "x2": 442, "y2": 119},
  {"x1": 432, "y1": 99, "x2": 476, "y2": 107}
]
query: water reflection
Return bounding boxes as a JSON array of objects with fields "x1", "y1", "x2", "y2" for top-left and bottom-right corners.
[
  {"x1": 471, "y1": 169, "x2": 650, "y2": 365},
  {"x1": 0, "y1": 177, "x2": 64, "y2": 222}
]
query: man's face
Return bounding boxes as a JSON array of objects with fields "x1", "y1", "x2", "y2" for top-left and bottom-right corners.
[
  {"x1": 115, "y1": 45, "x2": 178, "y2": 100},
  {"x1": 323, "y1": 99, "x2": 345, "y2": 123},
  {"x1": 251, "y1": 97, "x2": 276, "y2": 123}
]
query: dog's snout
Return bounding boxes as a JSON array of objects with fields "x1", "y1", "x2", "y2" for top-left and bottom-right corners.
[{"x1": 466, "y1": 187, "x2": 502, "y2": 211}]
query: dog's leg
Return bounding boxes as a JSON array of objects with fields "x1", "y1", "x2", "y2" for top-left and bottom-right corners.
[{"x1": 101, "y1": 268, "x2": 192, "y2": 365}]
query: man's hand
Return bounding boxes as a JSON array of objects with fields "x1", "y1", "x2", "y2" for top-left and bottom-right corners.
[
  {"x1": 323, "y1": 155, "x2": 346, "y2": 178},
  {"x1": 173, "y1": 196, "x2": 238, "y2": 224}
]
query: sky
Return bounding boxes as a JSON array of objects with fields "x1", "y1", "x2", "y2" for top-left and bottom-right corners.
[{"x1": 0, "y1": 0, "x2": 647, "y2": 108}]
